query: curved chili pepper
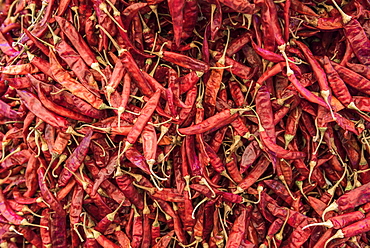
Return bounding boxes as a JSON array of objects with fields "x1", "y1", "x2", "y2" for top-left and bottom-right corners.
[
  {"x1": 49, "y1": 49, "x2": 106, "y2": 110},
  {"x1": 225, "y1": 205, "x2": 249, "y2": 247},
  {"x1": 55, "y1": 16, "x2": 101, "y2": 70},
  {"x1": 17, "y1": 89, "x2": 69, "y2": 131},
  {"x1": 343, "y1": 19, "x2": 370, "y2": 65},
  {"x1": 179, "y1": 109, "x2": 238, "y2": 135},
  {"x1": 57, "y1": 129, "x2": 93, "y2": 187},
  {"x1": 331, "y1": 61, "x2": 370, "y2": 95},
  {"x1": 33, "y1": 78, "x2": 93, "y2": 123},
  {"x1": 158, "y1": 51, "x2": 210, "y2": 72},
  {"x1": 122, "y1": 90, "x2": 161, "y2": 152}
]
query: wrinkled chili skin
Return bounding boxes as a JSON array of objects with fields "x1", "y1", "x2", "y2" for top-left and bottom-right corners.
[
  {"x1": 336, "y1": 181, "x2": 370, "y2": 211},
  {"x1": 344, "y1": 19, "x2": 370, "y2": 65},
  {"x1": 16, "y1": 89, "x2": 69, "y2": 131}
]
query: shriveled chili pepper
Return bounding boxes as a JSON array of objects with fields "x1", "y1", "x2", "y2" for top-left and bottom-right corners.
[
  {"x1": 33, "y1": 77, "x2": 93, "y2": 123},
  {"x1": 48, "y1": 48, "x2": 106, "y2": 110},
  {"x1": 54, "y1": 16, "x2": 105, "y2": 75},
  {"x1": 122, "y1": 90, "x2": 160, "y2": 152},
  {"x1": 16, "y1": 89, "x2": 69, "y2": 131},
  {"x1": 324, "y1": 216, "x2": 370, "y2": 247},
  {"x1": 70, "y1": 184, "x2": 84, "y2": 247},
  {"x1": 235, "y1": 156, "x2": 270, "y2": 193},
  {"x1": 331, "y1": 61, "x2": 370, "y2": 95},
  {"x1": 323, "y1": 180, "x2": 370, "y2": 217},
  {"x1": 225, "y1": 205, "x2": 251, "y2": 247},
  {"x1": 57, "y1": 129, "x2": 93, "y2": 187},
  {"x1": 155, "y1": 50, "x2": 210, "y2": 72},
  {"x1": 179, "y1": 109, "x2": 238, "y2": 135},
  {"x1": 304, "y1": 211, "x2": 365, "y2": 230}
]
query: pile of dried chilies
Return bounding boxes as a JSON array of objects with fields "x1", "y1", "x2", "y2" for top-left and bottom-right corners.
[{"x1": 0, "y1": 0, "x2": 370, "y2": 246}]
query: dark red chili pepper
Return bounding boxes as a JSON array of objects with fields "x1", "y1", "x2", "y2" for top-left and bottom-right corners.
[
  {"x1": 49, "y1": 49, "x2": 106, "y2": 110},
  {"x1": 55, "y1": 16, "x2": 102, "y2": 73},
  {"x1": 218, "y1": 0, "x2": 255, "y2": 13},
  {"x1": 16, "y1": 89, "x2": 69, "y2": 131},
  {"x1": 179, "y1": 109, "x2": 238, "y2": 135},
  {"x1": 167, "y1": 0, "x2": 185, "y2": 47},
  {"x1": 305, "y1": 211, "x2": 365, "y2": 230},
  {"x1": 57, "y1": 129, "x2": 93, "y2": 187},
  {"x1": 325, "y1": 216, "x2": 370, "y2": 246},
  {"x1": 53, "y1": 33, "x2": 100, "y2": 95},
  {"x1": 235, "y1": 156, "x2": 270, "y2": 193},
  {"x1": 324, "y1": 180, "x2": 370, "y2": 216},
  {"x1": 114, "y1": 226, "x2": 131, "y2": 247},
  {"x1": 33, "y1": 77, "x2": 93, "y2": 123},
  {"x1": 116, "y1": 174, "x2": 144, "y2": 210},
  {"x1": 343, "y1": 19, "x2": 370, "y2": 65},
  {"x1": 122, "y1": 90, "x2": 160, "y2": 152},
  {"x1": 0, "y1": 31, "x2": 19, "y2": 57},
  {"x1": 211, "y1": 50, "x2": 255, "y2": 79},
  {"x1": 346, "y1": 63, "x2": 370, "y2": 80},
  {"x1": 156, "y1": 50, "x2": 210, "y2": 72},
  {"x1": 331, "y1": 61, "x2": 370, "y2": 95},
  {"x1": 225, "y1": 205, "x2": 250, "y2": 247}
]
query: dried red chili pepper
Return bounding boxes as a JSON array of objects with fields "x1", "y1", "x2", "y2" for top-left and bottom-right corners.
[
  {"x1": 57, "y1": 129, "x2": 93, "y2": 187},
  {"x1": 16, "y1": 89, "x2": 69, "y2": 131}
]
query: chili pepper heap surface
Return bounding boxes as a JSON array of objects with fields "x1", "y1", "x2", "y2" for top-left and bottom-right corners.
[{"x1": 0, "y1": 0, "x2": 370, "y2": 247}]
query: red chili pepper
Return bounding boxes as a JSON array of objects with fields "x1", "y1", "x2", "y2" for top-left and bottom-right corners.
[
  {"x1": 167, "y1": 0, "x2": 185, "y2": 47},
  {"x1": 236, "y1": 156, "x2": 270, "y2": 193},
  {"x1": 116, "y1": 174, "x2": 144, "y2": 210},
  {"x1": 181, "y1": 0, "x2": 198, "y2": 40},
  {"x1": 53, "y1": 33, "x2": 100, "y2": 96},
  {"x1": 305, "y1": 210, "x2": 365, "y2": 230},
  {"x1": 33, "y1": 77, "x2": 93, "y2": 123},
  {"x1": 0, "y1": 31, "x2": 19, "y2": 57},
  {"x1": 218, "y1": 0, "x2": 255, "y2": 13},
  {"x1": 343, "y1": 19, "x2": 370, "y2": 65},
  {"x1": 70, "y1": 184, "x2": 84, "y2": 247},
  {"x1": 48, "y1": 49, "x2": 106, "y2": 110},
  {"x1": 122, "y1": 90, "x2": 160, "y2": 152},
  {"x1": 325, "y1": 216, "x2": 370, "y2": 247},
  {"x1": 346, "y1": 63, "x2": 370, "y2": 80},
  {"x1": 331, "y1": 61, "x2": 370, "y2": 95},
  {"x1": 225, "y1": 205, "x2": 250, "y2": 248},
  {"x1": 324, "y1": 180, "x2": 370, "y2": 216},
  {"x1": 16, "y1": 89, "x2": 69, "y2": 131},
  {"x1": 54, "y1": 16, "x2": 102, "y2": 72},
  {"x1": 57, "y1": 129, "x2": 93, "y2": 187},
  {"x1": 179, "y1": 109, "x2": 238, "y2": 135},
  {"x1": 156, "y1": 51, "x2": 210, "y2": 72},
  {"x1": 287, "y1": 73, "x2": 329, "y2": 109},
  {"x1": 295, "y1": 40, "x2": 334, "y2": 113},
  {"x1": 211, "y1": 50, "x2": 255, "y2": 79},
  {"x1": 39, "y1": 209, "x2": 52, "y2": 247},
  {"x1": 16, "y1": 226, "x2": 44, "y2": 247},
  {"x1": 114, "y1": 226, "x2": 131, "y2": 247}
]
